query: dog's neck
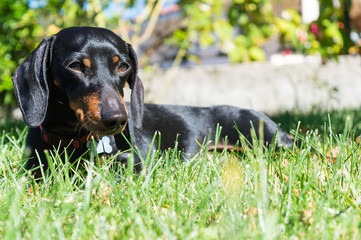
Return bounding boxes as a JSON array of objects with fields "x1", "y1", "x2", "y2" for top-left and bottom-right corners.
[{"x1": 41, "y1": 88, "x2": 87, "y2": 139}]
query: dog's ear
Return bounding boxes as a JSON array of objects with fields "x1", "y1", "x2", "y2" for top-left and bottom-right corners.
[
  {"x1": 12, "y1": 36, "x2": 55, "y2": 127},
  {"x1": 127, "y1": 44, "x2": 144, "y2": 129}
]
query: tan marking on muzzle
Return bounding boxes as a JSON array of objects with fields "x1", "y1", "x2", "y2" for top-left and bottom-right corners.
[
  {"x1": 119, "y1": 95, "x2": 128, "y2": 117},
  {"x1": 69, "y1": 92, "x2": 101, "y2": 129},
  {"x1": 83, "y1": 58, "x2": 91, "y2": 68}
]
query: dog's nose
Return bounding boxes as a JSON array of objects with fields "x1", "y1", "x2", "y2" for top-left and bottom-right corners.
[{"x1": 102, "y1": 111, "x2": 127, "y2": 130}]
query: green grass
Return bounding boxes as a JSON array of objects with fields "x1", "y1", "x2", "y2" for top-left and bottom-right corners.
[{"x1": 2, "y1": 108, "x2": 361, "y2": 239}]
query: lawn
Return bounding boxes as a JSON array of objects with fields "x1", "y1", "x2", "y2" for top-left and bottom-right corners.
[{"x1": 1, "y1": 107, "x2": 361, "y2": 239}]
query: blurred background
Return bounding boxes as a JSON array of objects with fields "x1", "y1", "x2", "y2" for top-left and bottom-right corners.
[{"x1": 1, "y1": 0, "x2": 361, "y2": 123}]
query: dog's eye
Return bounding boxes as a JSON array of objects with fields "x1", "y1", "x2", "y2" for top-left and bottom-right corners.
[
  {"x1": 68, "y1": 62, "x2": 83, "y2": 72},
  {"x1": 118, "y1": 62, "x2": 129, "y2": 73}
]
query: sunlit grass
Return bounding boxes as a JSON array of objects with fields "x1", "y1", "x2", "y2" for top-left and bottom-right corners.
[{"x1": 2, "y1": 108, "x2": 361, "y2": 239}]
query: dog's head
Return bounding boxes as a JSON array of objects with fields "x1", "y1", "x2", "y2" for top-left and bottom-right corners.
[{"x1": 12, "y1": 27, "x2": 144, "y2": 135}]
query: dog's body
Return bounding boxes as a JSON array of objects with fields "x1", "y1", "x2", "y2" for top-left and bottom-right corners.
[{"x1": 12, "y1": 27, "x2": 294, "y2": 178}]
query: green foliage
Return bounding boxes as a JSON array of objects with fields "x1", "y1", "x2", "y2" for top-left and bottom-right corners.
[
  {"x1": 227, "y1": 0, "x2": 274, "y2": 61},
  {"x1": 172, "y1": 0, "x2": 273, "y2": 62},
  {"x1": 0, "y1": 0, "x2": 358, "y2": 111},
  {"x1": 276, "y1": 9, "x2": 307, "y2": 52},
  {"x1": 0, "y1": 0, "x2": 44, "y2": 108},
  {"x1": 0, "y1": 0, "x2": 111, "y2": 112},
  {"x1": 39, "y1": 0, "x2": 110, "y2": 28},
  {"x1": 276, "y1": 9, "x2": 345, "y2": 59},
  {"x1": 172, "y1": 0, "x2": 355, "y2": 63},
  {"x1": 0, "y1": 0, "x2": 145, "y2": 111}
]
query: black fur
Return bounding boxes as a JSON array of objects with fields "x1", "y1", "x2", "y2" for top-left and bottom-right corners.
[{"x1": 12, "y1": 27, "x2": 294, "y2": 178}]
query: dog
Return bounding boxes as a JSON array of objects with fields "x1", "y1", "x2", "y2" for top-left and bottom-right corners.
[{"x1": 12, "y1": 27, "x2": 294, "y2": 178}]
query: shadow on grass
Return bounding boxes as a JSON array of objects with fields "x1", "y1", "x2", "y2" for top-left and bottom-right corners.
[
  {"x1": 271, "y1": 106, "x2": 361, "y2": 135},
  {"x1": 1, "y1": 119, "x2": 26, "y2": 137}
]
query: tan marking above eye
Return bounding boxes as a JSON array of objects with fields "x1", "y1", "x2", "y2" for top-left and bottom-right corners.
[
  {"x1": 112, "y1": 56, "x2": 119, "y2": 63},
  {"x1": 54, "y1": 79, "x2": 61, "y2": 88},
  {"x1": 83, "y1": 58, "x2": 91, "y2": 68}
]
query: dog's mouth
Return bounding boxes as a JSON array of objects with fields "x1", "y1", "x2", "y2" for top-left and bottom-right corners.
[
  {"x1": 78, "y1": 119, "x2": 127, "y2": 136},
  {"x1": 95, "y1": 124, "x2": 127, "y2": 137}
]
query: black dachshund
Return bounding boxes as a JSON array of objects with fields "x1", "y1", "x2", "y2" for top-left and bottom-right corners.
[{"x1": 12, "y1": 27, "x2": 294, "y2": 178}]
